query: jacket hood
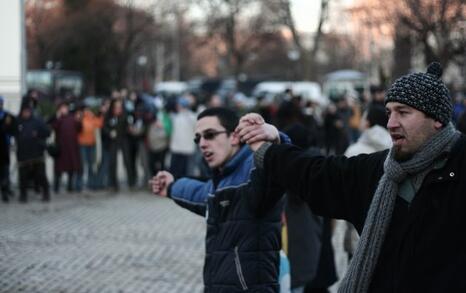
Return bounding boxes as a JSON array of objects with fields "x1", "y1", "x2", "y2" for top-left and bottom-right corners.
[{"x1": 359, "y1": 125, "x2": 392, "y2": 151}]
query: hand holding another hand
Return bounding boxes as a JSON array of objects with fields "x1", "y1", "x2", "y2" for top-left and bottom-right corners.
[{"x1": 236, "y1": 113, "x2": 279, "y2": 152}]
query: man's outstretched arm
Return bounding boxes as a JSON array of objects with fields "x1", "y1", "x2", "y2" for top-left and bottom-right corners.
[
  {"x1": 150, "y1": 171, "x2": 209, "y2": 217},
  {"x1": 235, "y1": 113, "x2": 384, "y2": 225}
]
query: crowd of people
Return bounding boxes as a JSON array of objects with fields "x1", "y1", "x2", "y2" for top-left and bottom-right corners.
[{"x1": 1, "y1": 62, "x2": 466, "y2": 292}]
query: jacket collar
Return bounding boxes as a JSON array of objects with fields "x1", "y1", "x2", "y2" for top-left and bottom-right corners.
[
  {"x1": 424, "y1": 134, "x2": 465, "y2": 185},
  {"x1": 213, "y1": 145, "x2": 251, "y2": 178}
]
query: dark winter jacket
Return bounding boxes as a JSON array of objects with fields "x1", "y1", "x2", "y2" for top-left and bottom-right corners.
[
  {"x1": 14, "y1": 116, "x2": 50, "y2": 162},
  {"x1": 260, "y1": 135, "x2": 466, "y2": 292},
  {"x1": 169, "y1": 145, "x2": 285, "y2": 292},
  {"x1": 0, "y1": 112, "x2": 16, "y2": 166},
  {"x1": 102, "y1": 114, "x2": 129, "y2": 148},
  {"x1": 286, "y1": 194, "x2": 323, "y2": 289}
]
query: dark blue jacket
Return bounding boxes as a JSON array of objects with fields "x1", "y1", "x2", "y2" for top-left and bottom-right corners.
[
  {"x1": 169, "y1": 145, "x2": 285, "y2": 292},
  {"x1": 14, "y1": 116, "x2": 50, "y2": 162}
]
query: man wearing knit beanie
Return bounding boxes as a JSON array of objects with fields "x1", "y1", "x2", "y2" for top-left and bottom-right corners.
[
  {"x1": 384, "y1": 62, "x2": 453, "y2": 161},
  {"x1": 235, "y1": 62, "x2": 466, "y2": 292}
]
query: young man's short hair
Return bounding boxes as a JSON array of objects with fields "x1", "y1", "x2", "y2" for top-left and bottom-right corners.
[{"x1": 197, "y1": 107, "x2": 239, "y2": 133}]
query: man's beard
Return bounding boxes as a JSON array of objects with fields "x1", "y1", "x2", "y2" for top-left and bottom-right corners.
[{"x1": 393, "y1": 145, "x2": 413, "y2": 162}]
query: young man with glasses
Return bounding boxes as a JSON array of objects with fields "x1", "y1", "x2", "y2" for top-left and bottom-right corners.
[{"x1": 151, "y1": 107, "x2": 289, "y2": 292}]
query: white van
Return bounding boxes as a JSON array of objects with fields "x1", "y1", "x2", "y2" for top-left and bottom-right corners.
[
  {"x1": 252, "y1": 81, "x2": 327, "y2": 106},
  {"x1": 154, "y1": 81, "x2": 188, "y2": 97}
]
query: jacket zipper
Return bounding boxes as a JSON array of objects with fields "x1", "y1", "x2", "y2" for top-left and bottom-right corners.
[{"x1": 234, "y1": 246, "x2": 248, "y2": 290}]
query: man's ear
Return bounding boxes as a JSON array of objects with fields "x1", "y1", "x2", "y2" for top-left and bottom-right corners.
[{"x1": 230, "y1": 131, "x2": 241, "y2": 146}]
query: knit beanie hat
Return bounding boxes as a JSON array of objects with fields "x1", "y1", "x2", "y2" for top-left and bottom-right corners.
[{"x1": 385, "y1": 62, "x2": 452, "y2": 126}]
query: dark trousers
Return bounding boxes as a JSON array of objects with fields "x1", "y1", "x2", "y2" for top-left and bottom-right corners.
[
  {"x1": 1, "y1": 164, "x2": 10, "y2": 202},
  {"x1": 169, "y1": 153, "x2": 190, "y2": 179},
  {"x1": 19, "y1": 160, "x2": 49, "y2": 202},
  {"x1": 54, "y1": 171, "x2": 77, "y2": 193},
  {"x1": 148, "y1": 149, "x2": 166, "y2": 176},
  {"x1": 108, "y1": 141, "x2": 132, "y2": 190},
  {"x1": 126, "y1": 138, "x2": 140, "y2": 187},
  {"x1": 96, "y1": 148, "x2": 110, "y2": 189}
]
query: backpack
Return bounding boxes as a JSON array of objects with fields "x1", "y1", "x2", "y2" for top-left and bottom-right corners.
[{"x1": 147, "y1": 121, "x2": 168, "y2": 152}]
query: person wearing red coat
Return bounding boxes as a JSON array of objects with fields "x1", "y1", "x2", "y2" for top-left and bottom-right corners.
[{"x1": 50, "y1": 102, "x2": 82, "y2": 193}]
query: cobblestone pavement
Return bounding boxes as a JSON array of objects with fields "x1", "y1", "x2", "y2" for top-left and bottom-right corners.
[{"x1": 0, "y1": 191, "x2": 205, "y2": 293}]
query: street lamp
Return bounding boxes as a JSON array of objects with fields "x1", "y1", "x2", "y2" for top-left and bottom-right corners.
[
  {"x1": 137, "y1": 55, "x2": 148, "y2": 91},
  {"x1": 287, "y1": 49, "x2": 301, "y2": 80}
]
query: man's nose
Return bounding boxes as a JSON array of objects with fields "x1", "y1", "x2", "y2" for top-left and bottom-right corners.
[
  {"x1": 387, "y1": 115, "x2": 399, "y2": 129},
  {"x1": 199, "y1": 137, "x2": 208, "y2": 148}
]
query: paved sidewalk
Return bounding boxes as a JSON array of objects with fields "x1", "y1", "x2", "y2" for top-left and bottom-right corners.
[{"x1": 0, "y1": 191, "x2": 205, "y2": 293}]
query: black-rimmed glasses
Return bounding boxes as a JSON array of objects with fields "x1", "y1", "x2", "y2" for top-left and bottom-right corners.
[{"x1": 194, "y1": 130, "x2": 228, "y2": 145}]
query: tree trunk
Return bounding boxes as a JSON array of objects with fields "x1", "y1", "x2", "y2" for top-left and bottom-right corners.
[
  {"x1": 309, "y1": 0, "x2": 329, "y2": 80},
  {"x1": 391, "y1": 25, "x2": 413, "y2": 80}
]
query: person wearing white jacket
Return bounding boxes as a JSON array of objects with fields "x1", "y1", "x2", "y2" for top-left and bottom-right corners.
[
  {"x1": 169, "y1": 97, "x2": 197, "y2": 178},
  {"x1": 345, "y1": 106, "x2": 392, "y2": 157}
]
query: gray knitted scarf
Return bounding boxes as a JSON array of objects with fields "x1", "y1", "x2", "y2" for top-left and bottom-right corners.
[{"x1": 338, "y1": 123, "x2": 461, "y2": 293}]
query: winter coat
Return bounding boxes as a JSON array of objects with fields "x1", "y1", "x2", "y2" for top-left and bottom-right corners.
[
  {"x1": 51, "y1": 114, "x2": 81, "y2": 172},
  {"x1": 344, "y1": 125, "x2": 392, "y2": 157},
  {"x1": 169, "y1": 145, "x2": 285, "y2": 292},
  {"x1": 14, "y1": 115, "x2": 50, "y2": 162},
  {"x1": 261, "y1": 135, "x2": 466, "y2": 292},
  {"x1": 286, "y1": 194, "x2": 323, "y2": 289},
  {"x1": 101, "y1": 113, "x2": 129, "y2": 148},
  {"x1": 0, "y1": 112, "x2": 16, "y2": 166}
]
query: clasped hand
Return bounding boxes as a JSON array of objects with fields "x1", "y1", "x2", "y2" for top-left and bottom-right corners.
[{"x1": 235, "y1": 113, "x2": 279, "y2": 151}]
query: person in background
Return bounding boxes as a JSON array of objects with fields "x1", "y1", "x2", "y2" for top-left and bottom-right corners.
[
  {"x1": 146, "y1": 110, "x2": 170, "y2": 177},
  {"x1": 76, "y1": 104, "x2": 103, "y2": 191},
  {"x1": 95, "y1": 98, "x2": 111, "y2": 189},
  {"x1": 0, "y1": 96, "x2": 16, "y2": 202},
  {"x1": 457, "y1": 110, "x2": 466, "y2": 134},
  {"x1": 369, "y1": 85, "x2": 386, "y2": 108},
  {"x1": 50, "y1": 101, "x2": 82, "y2": 193},
  {"x1": 281, "y1": 124, "x2": 324, "y2": 293},
  {"x1": 125, "y1": 91, "x2": 145, "y2": 188},
  {"x1": 101, "y1": 98, "x2": 132, "y2": 192},
  {"x1": 168, "y1": 96, "x2": 196, "y2": 178},
  {"x1": 13, "y1": 102, "x2": 50, "y2": 203}
]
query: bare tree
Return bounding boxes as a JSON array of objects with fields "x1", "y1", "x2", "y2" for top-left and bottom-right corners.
[
  {"x1": 263, "y1": 0, "x2": 332, "y2": 80},
  {"x1": 309, "y1": 0, "x2": 330, "y2": 79},
  {"x1": 395, "y1": 0, "x2": 464, "y2": 67},
  {"x1": 196, "y1": 0, "x2": 292, "y2": 78}
]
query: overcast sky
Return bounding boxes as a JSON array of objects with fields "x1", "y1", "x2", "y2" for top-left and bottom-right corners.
[
  {"x1": 291, "y1": 0, "x2": 355, "y2": 33},
  {"x1": 290, "y1": 0, "x2": 321, "y2": 33}
]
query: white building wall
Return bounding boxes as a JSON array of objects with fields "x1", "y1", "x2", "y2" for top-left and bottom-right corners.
[{"x1": 0, "y1": 0, "x2": 25, "y2": 113}]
